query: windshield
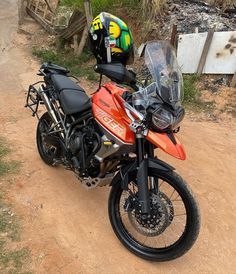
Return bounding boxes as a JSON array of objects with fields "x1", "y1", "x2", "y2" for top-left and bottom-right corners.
[{"x1": 144, "y1": 41, "x2": 183, "y2": 106}]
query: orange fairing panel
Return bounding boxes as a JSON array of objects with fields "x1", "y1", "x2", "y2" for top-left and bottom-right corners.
[
  {"x1": 92, "y1": 85, "x2": 135, "y2": 144},
  {"x1": 147, "y1": 131, "x2": 186, "y2": 160}
]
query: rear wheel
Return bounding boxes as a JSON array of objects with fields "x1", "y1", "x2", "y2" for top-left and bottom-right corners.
[
  {"x1": 108, "y1": 169, "x2": 200, "y2": 261},
  {"x1": 36, "y1": 112, "x2": 60, "y2": 166}
]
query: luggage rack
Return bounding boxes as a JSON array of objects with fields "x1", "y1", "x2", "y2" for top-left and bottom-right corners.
[{"x1": 25, "y1": 81, "x2": 45, "y2": 119}]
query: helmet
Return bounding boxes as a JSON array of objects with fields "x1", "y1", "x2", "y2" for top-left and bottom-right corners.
[{"x1": 88, "y1": 12, "x2": 134, "y2": 65}]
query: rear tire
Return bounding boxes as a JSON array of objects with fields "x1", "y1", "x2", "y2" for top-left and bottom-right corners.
[
  {"x1": 36, "y1": 112, "x2": 58, "y2": 166},
  {"x1": 108, "y1": 169, "x2": 200, "y2": 261}
]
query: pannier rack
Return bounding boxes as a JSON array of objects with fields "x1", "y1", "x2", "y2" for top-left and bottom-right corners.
[{"x1": 25, "y1": 81, "x2": 46, "y2": 119}]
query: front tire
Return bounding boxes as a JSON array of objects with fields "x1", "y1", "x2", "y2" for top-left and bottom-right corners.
[{"x1": 108, "y1": 169, "x2": 200, "y2": 261}]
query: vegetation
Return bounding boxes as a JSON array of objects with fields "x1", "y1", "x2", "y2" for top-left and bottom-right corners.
[
  {"x1": 0, "y1": 138, "x2": 20, "y2": 177},
  {"x1": 60, "y1": 0, "x2": 160, "y2": 17},
  {"x1": 207, "y1": 0, "x2": 236, "y2": 8},
  {"x1": 0, "y1": 138, "x2": 30, "y2": 273},
  {"x1": 32, "y1": 48, "x2": 99, "y2": 81},
  {"x1": 183, "y1": 74, "x2": 201, "y2": 105}
]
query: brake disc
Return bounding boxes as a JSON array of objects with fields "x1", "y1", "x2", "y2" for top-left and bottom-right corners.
[{"x1": 127, "y1": 192, "x2": 173, "y2": 237}]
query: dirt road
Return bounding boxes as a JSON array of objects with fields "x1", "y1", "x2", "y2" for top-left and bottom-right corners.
[{"x1": 1, "y1": 1, "x2": 236, "y2": 273}]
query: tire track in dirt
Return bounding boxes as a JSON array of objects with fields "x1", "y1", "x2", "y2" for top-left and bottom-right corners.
[{"x1": 1, "y1": 1, "x2": 236, "y2": 273}]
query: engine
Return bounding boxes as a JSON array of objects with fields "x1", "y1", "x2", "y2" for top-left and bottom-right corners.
[{"x1": 68, "y1": 120, "x2": 101, "y2": 178}]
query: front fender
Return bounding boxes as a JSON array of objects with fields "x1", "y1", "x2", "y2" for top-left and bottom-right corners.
[
  {"x1": 146, "y1": 131, "x2": 186, "y2": 160},
  {"x1": 111, "y1": 158, "x2": 174, "y2": 189}
]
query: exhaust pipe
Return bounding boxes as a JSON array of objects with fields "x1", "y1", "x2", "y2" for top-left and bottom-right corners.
[{"x1": 39, "y1": 86, "x2": 60, "y2": 127}]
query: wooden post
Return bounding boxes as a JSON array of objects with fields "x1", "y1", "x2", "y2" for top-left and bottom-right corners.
[
  {"x1": 76, "y1": 0, "x2": 93, "y2": 56},
  {"x1": 44, "y1": 0, "x2": 54, "y2": 14},
  {"x1": 170, "y1": 24, "x2": 177, "y2": 50},
  {"x1": 197, "y1": 26, "x2": 215, "y2": 75},
  {"x1": 84, "y1": 0, "x2": 93, "y2": 27},
  {"x1": 75, "y1": 27, "x2": 88, "y2": 55},
  {"x1": 35, "y1": 0, "x2": 40, "y2": 13},
  {"x1": 230, "y1": 72, "x2": 236, "y2": 88},
  {"x1": 18, "y1": 0, "x2": 27, "y2": 26},
  {"x1": 73, "y1": 34, "x2": 79, "y2": 53},
  {"x1": 43, "y1": 4, "x2": 48, "y2": 18}
]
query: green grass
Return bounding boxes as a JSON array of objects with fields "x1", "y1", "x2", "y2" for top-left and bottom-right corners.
[
  {"x1": 60, "y1": 0, "x2": 140, "y2": 16},
  {"x1": 0, "y1": 138, "x2": 20, "y2": 177},
  {"x1": 32, "y1": 47, "x2": 99, "y2": 82},
  {"x1": 183, "y1": 74, "x2": 201, "y2": 104},
  {"x1": 183, "y1": 74, "x2": 215, "y2": 113},
  {"x1": 0, "y1": 202, "x2": 30, "y2": 272},
  {"x1": 0, "y1": 139, "x2": 30, "y2": 273}
]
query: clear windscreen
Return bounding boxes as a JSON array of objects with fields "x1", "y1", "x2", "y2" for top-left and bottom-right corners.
[
  {"x1": 132, "y1": 41, "x2": 185, "y2": 130},
  {"x1": 144, "y1": 41, "x2": 183, "y2": 106}
]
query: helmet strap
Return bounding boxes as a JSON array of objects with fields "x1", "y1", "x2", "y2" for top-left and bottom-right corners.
[{"x1": 105, "y1": 37, "x2": 112, "y2": 63}]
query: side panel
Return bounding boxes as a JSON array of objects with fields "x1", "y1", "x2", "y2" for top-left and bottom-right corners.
[
  {"x1": 147, "y1": 131, "x2": 186, "y2": 160},
  {"x1": 92, "y1": 85, "x2": 135, "y2": 144}
]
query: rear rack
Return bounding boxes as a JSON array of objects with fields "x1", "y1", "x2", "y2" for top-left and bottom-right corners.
[{"x1": 24, "y1": 81, "x2": 45, "y2": 119}]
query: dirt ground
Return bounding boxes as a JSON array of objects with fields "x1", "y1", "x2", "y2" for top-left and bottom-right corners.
[{"x1": 1, "y1": 1, "x2": 236, "y2": 273}]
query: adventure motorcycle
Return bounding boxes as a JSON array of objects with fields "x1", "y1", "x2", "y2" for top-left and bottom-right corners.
[{"x1": 25, "y1": 41, "x2": 200, "y2": 261}]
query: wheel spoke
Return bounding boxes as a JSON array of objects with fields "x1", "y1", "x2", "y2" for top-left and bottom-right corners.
[
  {"x1": 118, "y1": 174, "x2": 191, "y2": 251},
  {"x1": 171, "y1": 193, "x2": 180, "y2": 201},
  {"x1": 174, "y1": 213, "x2": 186, "y2": 217},
  {"x1": 169, "y1": 189, "x2": 176, "y2": 199},
  {"x1": 142, "y1": 236, "x2": 148, "y2": 245},
  {"x1": 161, "y1": 234, "x2": 167, "y2": 248}
]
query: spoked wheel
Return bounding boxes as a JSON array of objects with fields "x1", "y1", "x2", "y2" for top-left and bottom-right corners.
[
  {"x1": 36, "y1": 112, "x2": 60, "y2": 166},
  {"x1": 108, "y1": 169, "x2": 200, "y2": 261}
]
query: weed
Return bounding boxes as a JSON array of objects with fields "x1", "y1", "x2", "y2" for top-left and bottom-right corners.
[
  {"x1": 0, "y1": 138, "x2": 20, "y2": 177},
  {"x1": 207, "y1": 0, "x2": 236, "y2": 8},
  {"x1": 0, "y1": 138, "x2": 10, "y2": 158},
  {"x1": 0, "y1": 139, "x2": 30, "y2": 273},
  {"x1": 60, "y1": 0, "x2": 140, "y2": 15},
  {"x1": 32, "y1": 47, "x2": 99, "y2": 82},
  {"x1": 183, "y1": 74, "x2": 201, "y2": 104}
]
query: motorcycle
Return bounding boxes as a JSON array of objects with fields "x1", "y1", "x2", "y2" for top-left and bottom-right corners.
[{"x1": 25, "y1": 41, "x2": 200, "y2": 261}]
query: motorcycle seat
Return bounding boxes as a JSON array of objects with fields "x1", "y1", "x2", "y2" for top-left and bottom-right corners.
[
  {"x1": 50, "y1": 74, "x2": 91, "y2": 115},
  {"x1": 59, "y1": 89, "x2": 92, "y2": 115},
  {"x1": 51, "y1": 74, "x2": 85, "y2": 93}
]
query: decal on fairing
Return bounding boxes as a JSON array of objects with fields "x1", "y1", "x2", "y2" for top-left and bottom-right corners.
[{"x1": 95, "y1": 108, "x2": 125, "y2": 137}]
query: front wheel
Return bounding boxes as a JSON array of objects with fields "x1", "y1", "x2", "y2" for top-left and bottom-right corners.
[{"x1": 108, "y1": 169, "x2": 200, "y2": 261}]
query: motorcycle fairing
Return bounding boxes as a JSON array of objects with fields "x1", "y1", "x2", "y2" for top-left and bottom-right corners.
[
  {"x1": 93, "y1": 83, "x2": 186, "y2": 160},
  {"x1": 92, "y1": 84, "x2": 135, "y2": 144},
  {"x1": 111, "y1": 157, "x2": 175, "y2": 188},
  {"x1": 147, "y1": 130, "x2": 186, "y2": 160}
]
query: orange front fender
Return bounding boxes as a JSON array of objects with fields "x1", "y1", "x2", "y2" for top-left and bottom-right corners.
[{"x1": 146, "y1": 131, "x2": 186, "y2": 160}]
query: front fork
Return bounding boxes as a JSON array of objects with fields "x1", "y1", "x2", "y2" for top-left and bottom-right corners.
[{"x1": 136, "y1": 135, "x2": 156, "y2": 214}]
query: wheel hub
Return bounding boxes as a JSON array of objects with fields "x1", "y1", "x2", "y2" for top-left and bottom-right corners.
[{"x1": 127, "y1": 192, "x2": 174, "y2": 237}]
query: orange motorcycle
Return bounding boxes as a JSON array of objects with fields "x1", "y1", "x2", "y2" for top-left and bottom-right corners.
[{"x1": 26, "y1": 41, "x2": 200, "y2": 261}]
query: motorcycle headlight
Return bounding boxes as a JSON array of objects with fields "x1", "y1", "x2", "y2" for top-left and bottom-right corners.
[{"x1": 147, "y1": 104, "x2": 185, "y2": 131}]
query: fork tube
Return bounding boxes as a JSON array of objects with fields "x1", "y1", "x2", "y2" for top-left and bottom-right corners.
[
  {"x1": 136, "y1": 135, "x2": 144, "y2": 167},
  {"x1": 136, "y1": 135, "x2": 150, "y2": 214},
  {"x1": 147, "y1": 141, "x2": 158, "y2": 192}
]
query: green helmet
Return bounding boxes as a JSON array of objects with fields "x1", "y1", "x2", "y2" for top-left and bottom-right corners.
[{"x1": 88, "y1": 12, "x2": 134, "y2": 65}]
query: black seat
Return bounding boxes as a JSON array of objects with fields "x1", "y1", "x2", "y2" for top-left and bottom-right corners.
[
  {"x1": 51, "y1": 74, "x2": 85, "y2": 93},
  {"x1": 59, "y1": 90, "x2": 92, "y2": 115},
  {"x1": 50, "y1": 74, "x2": 91, "y2": 115}
]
